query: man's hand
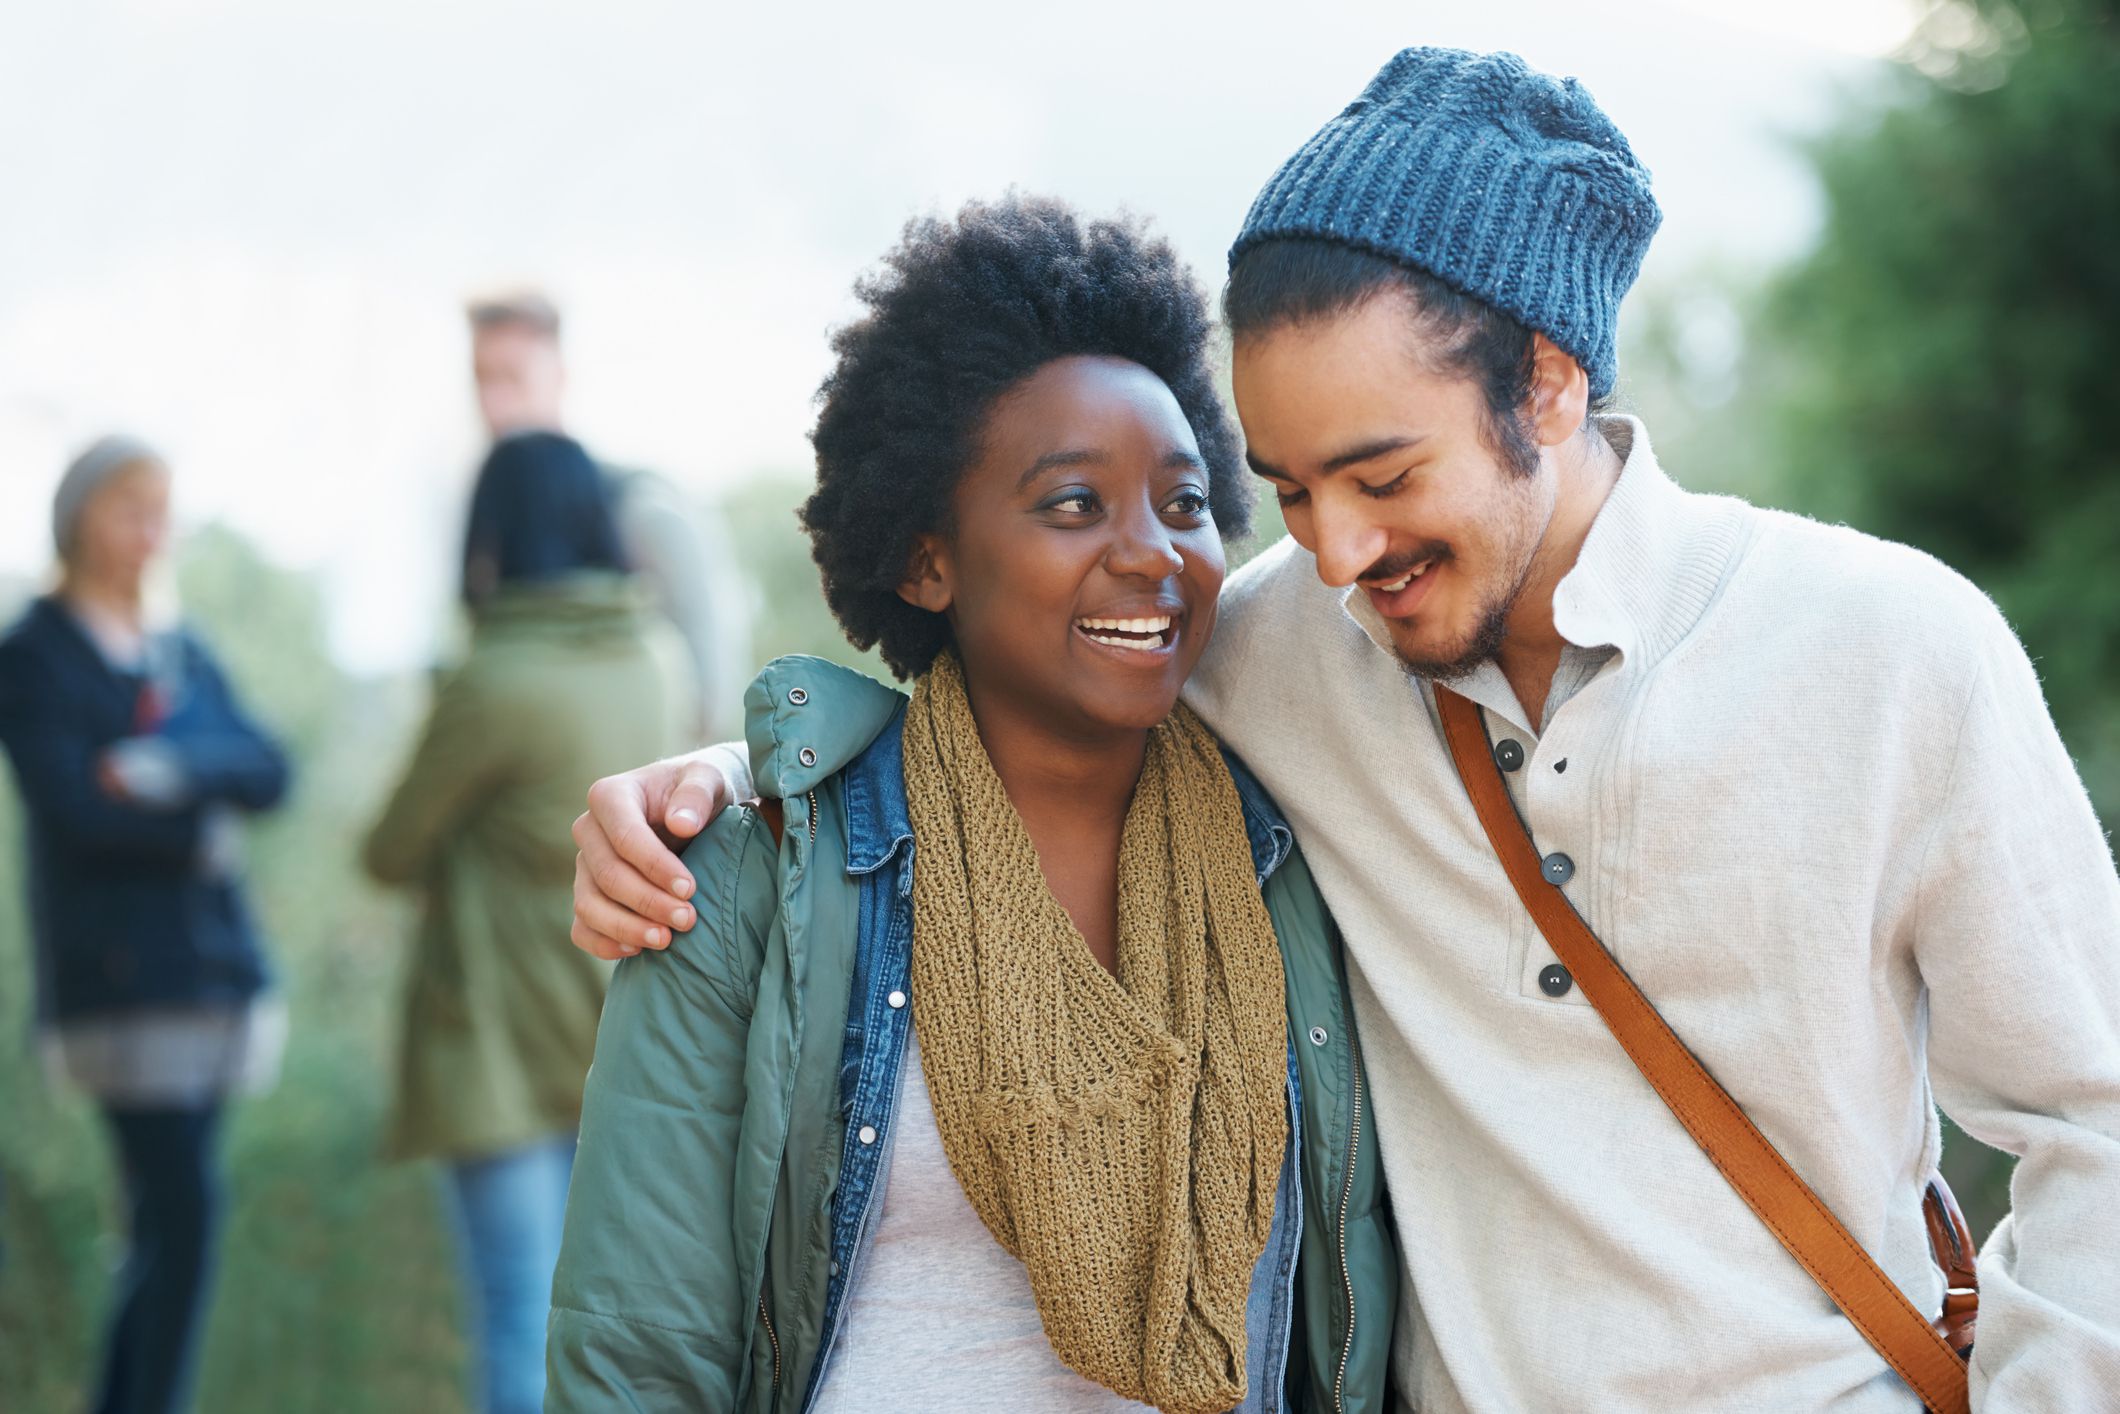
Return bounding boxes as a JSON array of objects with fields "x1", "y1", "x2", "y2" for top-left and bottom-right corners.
[{"x1": 570, "y1": 750, "x2": 740, "y2": 960}]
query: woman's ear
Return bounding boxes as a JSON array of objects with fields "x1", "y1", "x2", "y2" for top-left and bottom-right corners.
[
  {"x1": 896, "y1": 534, "x2": 953, "y2": 614},
  {"x1": 1527, "y1": 333, "x2": 1592, "y2": 449}
]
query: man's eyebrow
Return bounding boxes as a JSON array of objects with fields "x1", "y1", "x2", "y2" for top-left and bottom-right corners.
[
  {"x1": 1322, "y1": 435, "x2": 1425, "y2": 474},
  {"x1": 1246, "y1": 435, "x2": 1425, "y2": 481}
]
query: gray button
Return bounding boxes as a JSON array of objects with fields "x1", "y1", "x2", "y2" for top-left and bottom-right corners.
[
  {"x1": 788, "y1": 687, "x2": 810, "y2": 706},
  {"x1": 887, "y1": 990, "x2": 906, "y2": 1009},
  {"x1": 1493, "y1": 739, "x2": 1525, "y2": 772},
  {"x1": 1539, "y1": 964, "x2": 1573, "y2": 997},
  {"x1": 858, "y1": 1125, "x2": 877, "y2": 1145},
  {"x1": 1541, "y1": 852, "x2": 1575, "y2": 885},
  {"x1": 1308, "y1": 1026, "x2": 1329, "y2": 1047},
  {"x1": 829, "y1": 1260, "x2": 840, "y2": 1277},
  {"x1": 798, "y1": 747, "x2": 818, "y2": 768}
]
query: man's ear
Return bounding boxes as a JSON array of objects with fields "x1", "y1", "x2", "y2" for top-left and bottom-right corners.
[
  {"x1": 1526, "y1": 334, "x2": 1592, "y2": 448},
  {"x1": 896, "y1": 533, "x2": 953, "y2": 614}
]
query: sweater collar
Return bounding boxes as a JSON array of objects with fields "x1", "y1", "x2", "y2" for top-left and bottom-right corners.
[{"x1": 1340, "y1": 415, "x2": 1749, "y2": 680}]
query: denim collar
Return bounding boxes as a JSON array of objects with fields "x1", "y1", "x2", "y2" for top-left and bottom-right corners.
[
  {"x1": 843, "y1": 702, "x2": 1294, "y2": 889},
  {"x1": 1221, "y1": 747, "x2": 1296, "y2": 886},
  {"x1": 844, "y1": 701, "x2": 913, "y2": 877}
]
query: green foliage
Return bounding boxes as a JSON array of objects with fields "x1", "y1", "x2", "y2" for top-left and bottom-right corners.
[{"x1": 718, "y1": 474, "x2": 889, "y2": 680}]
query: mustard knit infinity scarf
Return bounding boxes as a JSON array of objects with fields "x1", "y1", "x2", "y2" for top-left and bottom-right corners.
[{"x1": 902, "y1": 653, "x2": 1289, "y2": 1414}]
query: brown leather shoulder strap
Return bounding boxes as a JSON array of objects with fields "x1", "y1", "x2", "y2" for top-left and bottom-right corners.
[
  {"x1": 753, "y1": 797, "x2": 785, "y2": 847},
  {"x1": 1432, "y1": 685, "x2": 1971, "y2": 1414}
]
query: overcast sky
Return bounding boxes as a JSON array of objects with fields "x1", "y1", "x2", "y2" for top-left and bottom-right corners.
[{"x1": 0, "y1": 0, "x2": 1919, "y2": 671}]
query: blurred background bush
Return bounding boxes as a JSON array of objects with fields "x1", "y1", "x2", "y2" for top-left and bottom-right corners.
[{"x1": 3, "y1": 0, "x2": 2114, "y2": 1407}]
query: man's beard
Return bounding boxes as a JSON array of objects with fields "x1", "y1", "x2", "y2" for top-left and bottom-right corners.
[
  {"x1": 1372, "y1": 461, "x2": 1554, "y2": 682},
  {"x1": 1390, "y1": 582, "x2": 1516, "y2": 682},
  {"x1": 1388, "y1": 538, "x2": 1540, "y2": 682}
]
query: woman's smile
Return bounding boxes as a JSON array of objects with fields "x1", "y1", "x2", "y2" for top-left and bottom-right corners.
[{"x1": 1074, "y1": 604, "x2": 1181, "y2": 656}]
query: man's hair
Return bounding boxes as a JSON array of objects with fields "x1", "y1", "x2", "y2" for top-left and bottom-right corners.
[
  {"x1": 465, "y1": 288, "x2": 562, "y2": 340},
  {"x1": 1224, "y1": 239, "x2": 1612, "y2": 477},
  {"x1": 802, "y1": 195, "x2": 1250, "y2": 679}
]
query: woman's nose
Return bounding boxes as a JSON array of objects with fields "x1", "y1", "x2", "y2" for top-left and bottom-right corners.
[{"x1": 1105, "y1": 507, "x2": 1185, "y2": 580}]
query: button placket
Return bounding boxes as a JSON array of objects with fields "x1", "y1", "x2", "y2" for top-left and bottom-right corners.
[{"x1": 1510, "y1": 719, "x2": 1598, "y2": 1008}]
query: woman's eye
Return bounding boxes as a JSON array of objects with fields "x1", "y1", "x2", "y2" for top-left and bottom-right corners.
[
  {"x1": 1165, "y1": 489, "x2": 1211, "y2": 517},
  {"x1": 1047, "y1": 491, "x2": 1098, "y2": 514},
  {"x1": 1358, "y1": 471, "x2": 1411, "y2": 500}
]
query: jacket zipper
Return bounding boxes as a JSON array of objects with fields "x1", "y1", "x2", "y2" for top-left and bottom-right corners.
[
  {"x1": 1334, "y1": 1020, "x2": 1366, "y2": 1413},
  {"x1": 758, "y1": 1293, "x2": 781, "y2": 1393},
  {"x1": 806, "y1": 790, "x2": 818, "y2": 844}
]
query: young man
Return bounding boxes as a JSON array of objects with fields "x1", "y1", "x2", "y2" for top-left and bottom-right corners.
[
  {"x1": 465, "y1": 290, "x2": 746, "y2": 739},
  {"x1": 555, "y1": 49, "x2": 2120, "y2": 1411}
]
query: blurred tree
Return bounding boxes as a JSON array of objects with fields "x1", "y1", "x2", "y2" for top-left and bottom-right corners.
[
  {"x1": 718, "y1": 475, "x2": 887, "y2": 683},
  {"x1": 1731, "y1": 0, "x2": 2120, "y2": 1235}
]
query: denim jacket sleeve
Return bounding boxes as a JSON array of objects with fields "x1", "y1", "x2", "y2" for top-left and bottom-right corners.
[{"x1": 546, "y1": 799, "x2": 783, "y2": 1412}]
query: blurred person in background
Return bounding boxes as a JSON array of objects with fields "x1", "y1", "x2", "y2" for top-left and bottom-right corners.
[
  {"x1": 0, "y1": 435, "x2": 292, "y2": 1414},
  {"x1": 361, "y1": 429, "x2": 693, "y2": 1414},
  {"x1": 466, "y1": 288, "x2": 747, "y2": 740}
]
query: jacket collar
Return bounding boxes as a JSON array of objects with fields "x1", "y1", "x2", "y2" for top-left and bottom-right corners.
[{"x1": 1222, "y1": 748, "x2": 1295, "y2": 886}]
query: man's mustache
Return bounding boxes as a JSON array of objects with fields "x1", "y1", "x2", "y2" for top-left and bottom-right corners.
[{"x1": 1358, "y1": 541, "x2": 1454, "y2": 584}]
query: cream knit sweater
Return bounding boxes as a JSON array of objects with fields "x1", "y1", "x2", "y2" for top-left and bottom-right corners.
[{"x1": 1182, "y1": 419, "x2": 2120, "y2": 1412}]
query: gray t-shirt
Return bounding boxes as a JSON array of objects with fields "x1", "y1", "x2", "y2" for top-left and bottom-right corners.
[{"x1": 808, "y1": 1032, "x2": 1158, "y2": 1413}]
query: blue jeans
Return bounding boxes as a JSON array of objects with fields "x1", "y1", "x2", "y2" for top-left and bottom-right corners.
[
  {"x1": 94, "y1": 1105, "x2": 225, "y2": 1414},
  {"x1": 446, "y1": 1135, "x2": 576, "y2": 1414}
]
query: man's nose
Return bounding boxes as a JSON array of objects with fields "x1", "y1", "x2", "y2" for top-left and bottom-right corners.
[{"x1": 1309, "y1": 499, "x2": 1389, "y2": 589}]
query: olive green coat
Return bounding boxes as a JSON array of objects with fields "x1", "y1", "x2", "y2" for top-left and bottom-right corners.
[{"x1": 364, "y1": 574, "x2": 691, "y2": 1162}]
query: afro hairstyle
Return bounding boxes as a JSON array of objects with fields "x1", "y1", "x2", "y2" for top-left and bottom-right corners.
[{"x1": 802, "y1": 195, "x2": 1249, "y2": 679}]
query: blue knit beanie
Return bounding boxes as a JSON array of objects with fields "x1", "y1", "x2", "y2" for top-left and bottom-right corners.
[{"x1": 1231, "y1": 48, "x2": 1661, "y2": 400}]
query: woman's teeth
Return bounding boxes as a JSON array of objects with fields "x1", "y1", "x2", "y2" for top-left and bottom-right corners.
[{"x1": 1076, "y1": 615, "x2": 1172, "y2": 650}]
